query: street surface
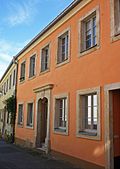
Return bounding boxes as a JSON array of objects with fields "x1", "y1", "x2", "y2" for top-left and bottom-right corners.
[{"x1": 0, "y1": 141, "x2": 79, "y2": 169}]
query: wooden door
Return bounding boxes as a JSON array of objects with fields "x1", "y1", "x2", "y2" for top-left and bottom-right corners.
[
  {"x1": 113, "y1": 90, "x2": 120, "y2": 157},
  {"x1": 40, "y1": 98, "x2": 48, "y2": 144}
]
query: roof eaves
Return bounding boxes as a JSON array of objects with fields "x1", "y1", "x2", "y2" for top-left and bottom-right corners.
[{"x1": 15, "y1": 0, "x2": 82, "y2": 60}]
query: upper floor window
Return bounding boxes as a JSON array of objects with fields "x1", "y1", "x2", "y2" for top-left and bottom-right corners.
[
  {"x1": 6, "y1": 79, "x2": 8, "y2": 93},
  {"x1": 20, "y1": 61, "x2": 26, "y2": 82},
  {"x1": 29, "y1": 55, "x2": 36, "y2": 78},
  {"x1": 79, "y1": 7, "x2": 99, "y2": 55},
  {"x1": 57, "y1": 31, "x2": 69, "y2": 64},
  {"x1": 2, "y1": 85, "x2": 3, "y2": 96},
  {"x1": 82, "y1": 12, "x2": 96, "y2": 51},
  {"x1": 4, "y1": 83, "x2": 6, "y2": 95},
  {"x1": 13, "y1": 69, "x2": 16, "y2": 86},
  {"x1": 9, "y1": 75, "x2": 12, "y2": 90},
  {"x1": 41, "y1": 45, "x2": 49, "y2": 72},
  {"x1": 114, "y1": 0, "x2": 120, "y2": 35}
]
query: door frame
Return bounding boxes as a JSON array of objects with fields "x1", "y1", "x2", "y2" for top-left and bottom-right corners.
[
  {"x1": 33, "y1": 84, "x2": 53, "y2": 153},
  {"x1": 104, "y1": 82, "x2": 120, "y2": 169}
]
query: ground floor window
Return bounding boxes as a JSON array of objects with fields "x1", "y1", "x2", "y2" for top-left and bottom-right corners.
[
  {"x1": 54, "y1": 94, "x2": 68, "y2": 134},
  {"x1": 27, "y1": 103, "x2": 34, "y2": 127},
  {"x1": 77, "y1": 87, "x2": 100, "y2": 139},
  {"x1": 18, "y1": 104, "x2": 23, "y2": 125},
  {"x1": 0, "y1": 110, "x2": 3, "y2": 122}
]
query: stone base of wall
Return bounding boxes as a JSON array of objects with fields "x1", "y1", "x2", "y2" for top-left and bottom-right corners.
[
  {"x1": 51, "y1": 150, "x2": 105, "y2": 169},
  {"x1": 15, "y1": 137, "x2": 105, "y2": 169},
  {"x1": 15, "y1": 137, "x2": 34, "y2": 148}
]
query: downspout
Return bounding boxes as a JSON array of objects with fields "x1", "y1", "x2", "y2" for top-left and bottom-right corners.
[{"x1": 13, "y1": 56, "x2": 18, "y2": 143}]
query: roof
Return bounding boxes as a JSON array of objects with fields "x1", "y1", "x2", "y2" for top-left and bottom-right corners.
[{"x1": 0, "y1": 0, "x2": 82, "y2": 82}]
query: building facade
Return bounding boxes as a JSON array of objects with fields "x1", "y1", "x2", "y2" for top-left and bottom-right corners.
[
  {"x1": 0, "y1": 60, "x2": 17, "y2": 140},
  {"x1": 4, "y1": 0, "x2": 119, "y2": 169}
]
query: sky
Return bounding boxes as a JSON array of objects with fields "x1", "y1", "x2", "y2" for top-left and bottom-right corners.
[{"x1": 0, "y1": 0, "x2": 73, "y2": 79}]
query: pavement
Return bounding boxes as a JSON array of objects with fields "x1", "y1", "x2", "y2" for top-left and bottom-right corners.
[{"x1": 0, "y1": 140, "x2": 80, "y2": 169}]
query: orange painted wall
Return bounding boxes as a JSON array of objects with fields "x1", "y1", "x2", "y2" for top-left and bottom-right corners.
[{"x1": 15, "y1": 0, "x2": 120, "y2": 167}]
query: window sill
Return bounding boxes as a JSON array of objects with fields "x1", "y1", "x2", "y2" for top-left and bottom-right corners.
[
  {"x1": 56, "y1": 58, "x2": 70, "y2": 68},
  {"x1": 79, "y1": 130, "x2": 97, "y2": 136},
  {"x1": 39, "y1": 69, "x2": 50, "y2": 75},
  {"x1": 54, "y1": 128, "x2": 68, "y2": 136},
  {"x1": 79, "y1": 44, "x2": 99, "y2": 57},
  {"x1": 111, "y1": 32, "x2": 120, "y2": 43},
  {"x1": 19, "y1": 79, "x2": 25, "y2": 84},
  {"x1": 26, "y1": 125, "x2": 34, "y2": 130},
  {"x1": 76, "y1": 131, "x2": 100, "y2": 140},
  {"x1": 28, "y1": 75, "x2": 36, "y2": 81},
  {"x1": 17, "y1": 124, "x2": 23, "y2": 128}
]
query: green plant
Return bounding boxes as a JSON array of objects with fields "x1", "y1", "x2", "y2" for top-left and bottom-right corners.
[
  {"x1": 5, "y1": 95, "x2": 16, "y2": 143},
  {"x1": 6, "y1": 95, "x2": 16, "y2": 125},
  {"x1": 4, "y1": 133, "x2": 13, "y2": 143},
  {"x1": 0, "y1": 130, "x2": 2, "y2": 140}
]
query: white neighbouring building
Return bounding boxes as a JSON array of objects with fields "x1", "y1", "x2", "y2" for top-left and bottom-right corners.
[{"x1": 0, "y1": 59, "x2": 17, "y2": 138}]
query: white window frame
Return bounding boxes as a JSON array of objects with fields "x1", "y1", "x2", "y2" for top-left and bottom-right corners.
[
  {"x1": 79, "y1": 6, "x2": 100, "y2": 56},
  {"x1": 6, "y1": 79, "x2": 9, "y2": 93},
  {"x1": 13, "y1": 69, "x2": 16, "y2": 86},
  {"x1": 40, "y1": 43, "x2": 50, "y2": 73},
  {"x1": 56, "y1": 28, "x2": 70, "y2": 67},
  {"x1": 1, "y1": 85, "x2": 3, "y2": 96},
  {"x1": 53, "y1": 93, "x2": 69, "y2": 135},
  {"x1": 26, "y1": 102, "x2": 34, "y2": 128},
  {"x1": 18, "y1": 103, "x2": 24, "y2": 126},
  {"x1": 76, "y1": 87, "x2": 100, "y2": 140},
  {"x1": 9, "y1": 74, "x2": 12, "y2": 90},
  {"x1": 4, "y1": 82, "x2": 6, "y2": 95}
]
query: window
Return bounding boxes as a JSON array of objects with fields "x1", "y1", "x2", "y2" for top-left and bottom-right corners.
[
  {"x1": 0, "y1": 111, "x2": 3, "y2": 121},
  {"x1": 13, "y1": 69, "x2": 16, "y2": 86},
  {"x1": 79, "y1": 7, "x2": 99, "y2": 54},
  {"x1": 57, "y1": 31, "x2": 69, "y2": 64},
  {"x1": 82, "y1": 12, "x2": 96, "y2": 51},
  {"x1": 54, "y1": 95, "x2": 68, "y2": 134},
  {"x1": 41, "y1": 45, "x2": 49, "y2": 72},
  {"x1": 7, "y1": 112, "x2": 9, "y2": 124},
  {"x1": 9, "y1": 75, "x2": 12, "y2": 90},
  {"x1": 4, "y1": 83, "x2": 6, "y2": 95},
  {"x1": 77, "y1": 87, "x2": 100, "y2": 139},
  {"x1": 29, "y1": 55, "x2": 36, "y2": 78},
  {"x1": 2, "y1": 86, "x2": 3, "y2": 96},
  {"x1": 114, "y1": 0, "x2": 120, "y2": 35},
  {"x1": 6, "y1": 79, "x2": 8, "y2": 92},
  {"x1": 20, "y1": 61, "x2": 26, "y2": 81},
  {"x1": 27, "y1": 103, "x2": 33, "y2": 127},
  {"x1": 18, "y1": 104, "x2": 23, "y2": 125}
]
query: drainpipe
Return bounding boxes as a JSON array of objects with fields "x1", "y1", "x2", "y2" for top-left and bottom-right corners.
[{"x1": 13, "y1": 56, "x2": 18, "y2": 143}]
